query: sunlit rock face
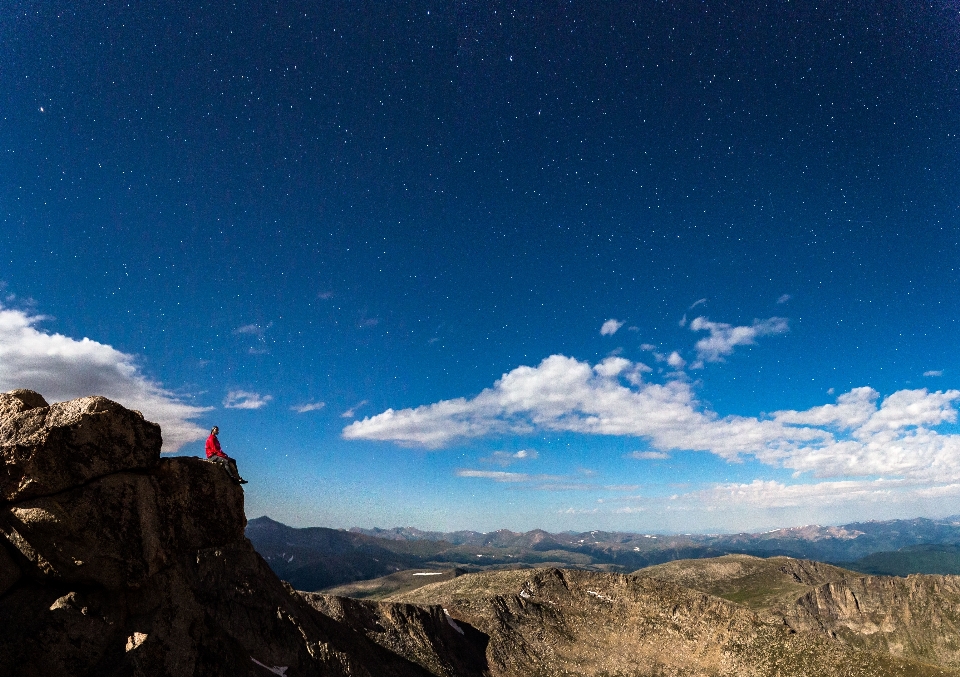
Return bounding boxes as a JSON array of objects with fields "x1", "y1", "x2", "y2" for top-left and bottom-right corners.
[{"x1": 0, "y1": 389, "x2": 160, "y2": 502}]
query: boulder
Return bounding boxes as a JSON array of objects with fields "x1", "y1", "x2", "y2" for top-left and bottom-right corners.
[
  {"x1": 0, "y1": 459, "x2": 245, "y2": 589},
  {"x1": 0, "y1": 391, "x2": 161, "y2": 503},
  {"x1": 0, "y1": 389, "x2": 49, "y2": 419}
]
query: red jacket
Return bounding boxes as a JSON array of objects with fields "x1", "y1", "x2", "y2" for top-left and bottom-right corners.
[{"x1": 205, "y1": 434, "x2": 227, "y2": 459}]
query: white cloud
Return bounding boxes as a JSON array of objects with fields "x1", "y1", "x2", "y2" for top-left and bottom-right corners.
[
  {"x1": 610, "y1": 478, "x2": 908, "y2": 512},
  {"x1": 643, "y1": 476, "x2": 960, "y2": 513},
  {"x1": 925, "y1": 370, "x2": 944, "y2": 377},
  {"x1": 666, "y1": 351, "x2": 686, "y2": 369},
  {"x1": 344, "y1": 352, "x2": 960, "y2": 483},
  {"x1": 600, "y1": 319, "x2": 624, "y2": 336},
  {"x1": 777, "y1": 294, "x2": 792, "y2": 304},
  {"x1": 639, "y1": 343, "x2": 656, "y2": 351},
  {"x1": 292, "y1": 401, "x2": 326, "y2": 413},
  {"x1": 223, "y1": 390, "x2": 272, "y2": 409},
  {"x1": 341, "y1": 400, "x2": 369, "y2": 418},
  {"x1": 233, "y1": 322, "x2": 272, "y2": 337},
  {"x1": 689, "y1": 298, "x2": 708, "y2": 309},
  {"x1": 689, "y1": 316, "x2": 788, "y2": 363},
  {"x1": 343, "y1": 354, "x2": 819, "y2": 456},
  {"x1": 456, "y1": 468, "x2": 616, "y2": 492},
  {"x1": 774, "y1": 387, "x2": 878, "y2": 429},
  {"x1": 0, "y1": 305, "x2": 209, "y2": 452},
  {"x1": 483, "y1": 449, "x2": 539, "y2": 466},
  {"x1": 628, "y1": 451, "x2": 670, "y2": 460},
  {"x1": 457, "y1": 470, "x2": 546, "y2": 483},
  {"x1": 695, "y1": 479, "x2": 900, "y2": 508}
]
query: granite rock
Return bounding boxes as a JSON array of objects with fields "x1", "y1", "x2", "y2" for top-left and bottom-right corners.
[{"x1": 0, "y1": 390, "x2": 161, "y2": 503}]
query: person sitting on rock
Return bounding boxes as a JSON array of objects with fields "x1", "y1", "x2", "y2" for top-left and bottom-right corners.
[{"x1": 205, "y1": 426, "x2": 248, "y2": 485}]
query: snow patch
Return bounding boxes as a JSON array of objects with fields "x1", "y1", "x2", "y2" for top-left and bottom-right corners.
[
  {"x1": 442, "y1": 608, "x2": 465, "y2": 635},
  {"x1": 412, "y1": 572, "x2": 444, "y2": 576},
  {"x1": 587, "y1": 590, "x2": 613, "y2": 603}
]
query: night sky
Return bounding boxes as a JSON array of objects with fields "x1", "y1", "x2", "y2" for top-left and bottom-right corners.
[{"x1": 2, "y1": 0, "x2": 959, "y2": 532}]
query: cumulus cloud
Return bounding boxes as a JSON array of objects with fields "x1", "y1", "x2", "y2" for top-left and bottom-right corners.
[
  {"x1": 689, "y1": 316, "x2": 788, "y2": 364},
  {"x1": 777, "y1": 294, "x2": 792, "y2": 304},
  {"x1": 292, "y1": 401, "x2": 326, "y2": 413},
  {"x1": 344, "y1": 352, "x2": 960, "y2": 483},
  {"x1": 344, "y1": 354, "x2": 822, "y2": 456},
  {"x1": 600, "y1": 319, "x2": 624, "y2": 336},
  {"x1": 773, "y1": 387, "x2": 878, "y2": 429},
  {"x1": 0, "y1": 305, "x2": 208, "y2": 452},
  {"x1": 666, "y1": 351, "x2": 686, "y2": 369},
  {"x1": 223, "y1": 390, "x2": 272, "y2": 409},
  {"x1": 925, "y1": 370, "x2": 944, "y2": 377}
]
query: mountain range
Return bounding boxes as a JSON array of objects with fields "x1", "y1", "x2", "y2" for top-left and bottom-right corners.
[{"x1": 246, "y1": 515, "x2": 960, "y2": 594}]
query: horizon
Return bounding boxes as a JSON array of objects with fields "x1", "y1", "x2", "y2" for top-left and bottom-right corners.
[
  {"x1": 3, "y1": 2, "x2": 958, "y2": 533},
  {"x1": 253, "y1": 512, "x2": 960, "y2": 539}
]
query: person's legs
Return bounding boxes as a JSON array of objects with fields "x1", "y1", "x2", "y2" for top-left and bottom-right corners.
[
  {"x1": 211, "y1": 456, "x2": 244, "y2": 483},
  {"x1": 227, "y1": 457, "x2": 248, "y2": 483}
]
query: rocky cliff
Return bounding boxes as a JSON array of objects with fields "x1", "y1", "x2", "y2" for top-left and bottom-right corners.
[
  {"x1": 786, "y1": 574, "x2": 960, "y2": 668},
  {"x1": 389, "y1": 567, "x2": 958, "y2": 677},
  {"x1": 0, "y1": 390, "x2": 481, "y2": 677}
]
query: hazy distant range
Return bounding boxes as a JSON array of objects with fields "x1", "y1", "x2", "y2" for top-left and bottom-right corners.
[{"x1": 245, "y1": 515, "x2": 960, "y2": 592}]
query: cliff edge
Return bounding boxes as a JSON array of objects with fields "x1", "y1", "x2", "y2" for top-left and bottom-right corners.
[{"x1": 0, "y1": 389, "x2": 478, "y2": 677}]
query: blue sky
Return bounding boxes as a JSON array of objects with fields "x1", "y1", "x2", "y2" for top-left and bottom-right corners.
[{"x1": 2, "y1": 0, "x2": 959, "y2": 532}]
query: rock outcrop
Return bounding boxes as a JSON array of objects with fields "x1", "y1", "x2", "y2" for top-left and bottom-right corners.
[
  {"x1": 390, "y1": 567, "x2": 960, "y2": 676},
  {"x1": 0, "y1": 390, "x2": 476, "y2": 677},
  {"x1": 301, "y1": 594, "x2": 489, "y2": 677},
  {"x1": 786, "y1": 574, "x2": 960, "y2": 668}
]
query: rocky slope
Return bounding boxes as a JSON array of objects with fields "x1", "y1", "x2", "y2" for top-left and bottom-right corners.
[
  {"x1": 387, "y1": 567, "x2": 957, "y2": 676},
  {"x1": 634, "y1": 553, "x2": 858, "y2": 618},
  {"x1": 0, "y1": 389, "x2": 478, "y2": 677},
  {"x1": 636, "y1": 554, "x2": 960, "y2": 672},
  {"x1": 786, "y1": 574, "x2": 960, "y2": 668}
]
